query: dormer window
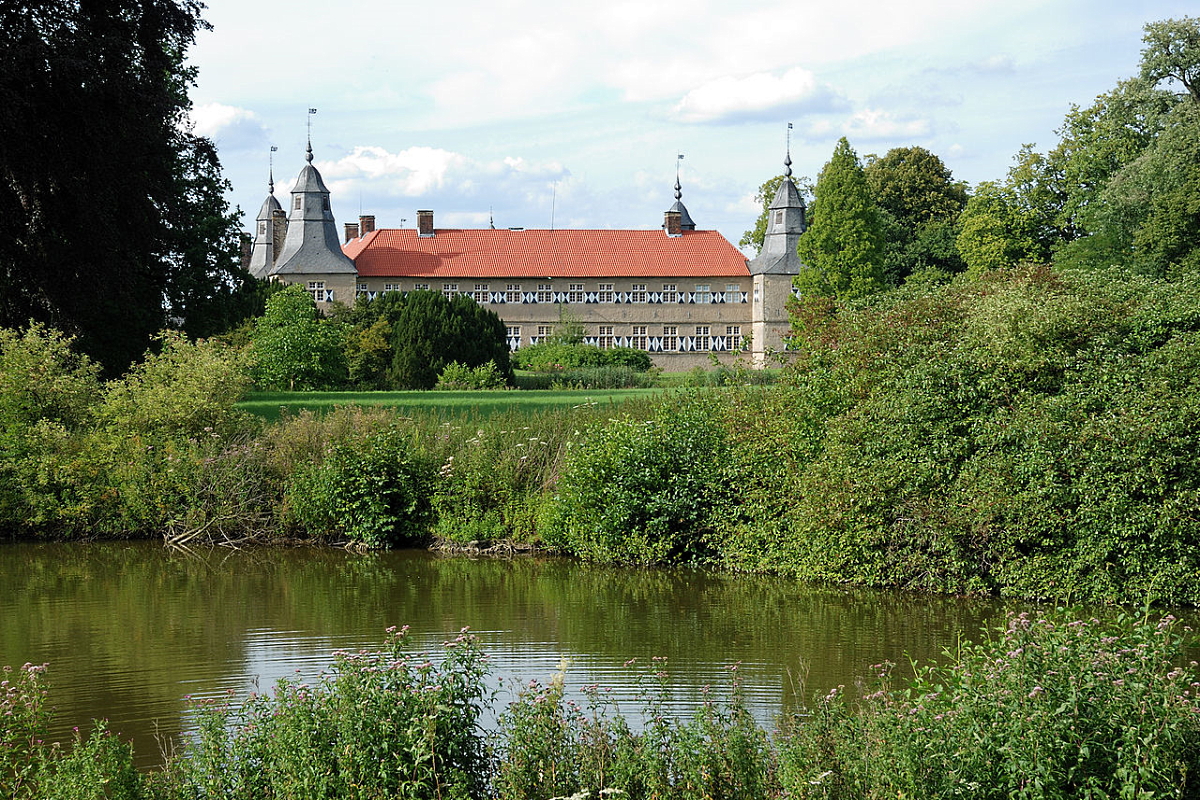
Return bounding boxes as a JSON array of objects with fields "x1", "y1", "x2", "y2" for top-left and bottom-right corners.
[
  {"x1": 293, "y1": 196, "x2": 302, "y2": 211},
  {"x1": 322, "y1": 197, "x2": 331, "y2": 212},
  {"x1": 774, "y1": 210, "x2": 784, "y2": 225}
]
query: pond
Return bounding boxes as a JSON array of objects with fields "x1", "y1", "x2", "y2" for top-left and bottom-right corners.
[{"x1": 2, "y1": 541, "x2": 1025, "y2": 766}]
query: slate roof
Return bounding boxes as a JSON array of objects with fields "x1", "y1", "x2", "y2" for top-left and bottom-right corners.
[{"x1": 346, "y1": 228, "x2": 750, "y2": 279}]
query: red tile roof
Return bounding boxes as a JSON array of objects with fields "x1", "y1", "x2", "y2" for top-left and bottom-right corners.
[{"x1": 344, "y1": 228, "x2": 750, "y2": 279}]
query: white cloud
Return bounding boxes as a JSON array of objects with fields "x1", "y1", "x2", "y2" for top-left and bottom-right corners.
[
  {"x1": 841, "y1": 109, "x2": 932, "y2": 141},
  {"x1": 669, "y1": 67, "x2": 844, "y2": 124},
  {"x1": 320, "y1": 146, "x2": 467, "y2": 196},
  {"x1": 187, "y1": 103, "x2": 267, "y2": 149}
]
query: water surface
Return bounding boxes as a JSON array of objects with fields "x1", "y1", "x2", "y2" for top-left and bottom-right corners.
[{"x1": 2, "y1": 541, "x2": 1023, "y2": 765}]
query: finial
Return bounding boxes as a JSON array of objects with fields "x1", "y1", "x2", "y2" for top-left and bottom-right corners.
[
  {"x1": 306, "y1": 108, "x2": 317, "y2": 163},
  {"x1": 675, "y1": 153, "x2": 684, "y2": 200},
  {"x1": 785, "y1": 123, "x2": 794, "y2": 178},
  {"x1": 269, "y1": 145, "x2": 278, "y2": 193}
]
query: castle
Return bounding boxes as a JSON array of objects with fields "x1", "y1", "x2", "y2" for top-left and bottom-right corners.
[{"x1": 247, "y1": 142, "x2": 807, "y2": 370}]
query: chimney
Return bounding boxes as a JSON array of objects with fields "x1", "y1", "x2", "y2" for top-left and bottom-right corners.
[
  {"x1": 664, "y1": 210, "x2": 682, "y2": 237},
  {"x1": 344, "y1": 222, "x2": 360, "y2": 243},
  {"x1": 359, "y1": 214, "x2": 375, "y2": 235},
  {"x1": 417, "y1": 209, "x2": 434, "y2": 237},
  {"x1": 239, "y1": 232, "x2": 252, "y2": 270}
]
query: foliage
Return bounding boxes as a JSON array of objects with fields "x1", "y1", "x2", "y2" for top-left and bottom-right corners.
[
  {"x1": 512, "y1": 341, "x2": 652, "y2": 373},
  {"x1": 435, "y1": 361, "x2": 508, "y2": 391},
  {"x1": 495, "y1": 662, "x2": 774, "y2": 800},
  {"x1": 956, "y1": 181, "x2": 1050, "y2": 275},
  {"x1": 0, "y1": 0, "x2": 242, "y2": 374},
  {"x1": 1140, "y1": 15, "x2": 1200, "y2": 102},
  {"x1": 285, "y1": 424, "x2": 434, "y2": 547},
  {"x1": 389, "y1": 291, "x2": 513, "y2": 390},
  {"x1": 0, "y1": 324, "x2": 100, "y2": 433},
  {"x1": 795, "y1": 138, "x2": 886, "y2": 300},
  {"x1": 777, "y1": 612, "x2": 1200, "y2": 799},
  {"x1": 543, "y1": 393, "x2": 730, "y2": 565},
  {"x1": 99, "y1": 331, "x2": 255, "y2": 438},
  {"x1": 774, "y1": 265, "x2": 1200, "y2": 604},
  {"x1": 251, "y1": 286, "x2": 348, "y2": 391},
  {"x1": 863, "y1": 146, "x2": 968, "y2": 284},
  {"x1": 172, "y1": 627, "x2": 490, "y2": 800}
]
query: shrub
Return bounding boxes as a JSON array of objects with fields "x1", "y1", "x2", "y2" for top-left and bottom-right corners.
[
  {"x1": 176, "y1": 627, "x2": 490, "y2": 800},
  {"x1": 435, "y1": 361, "x2": 508, "y2": 390},
  {"x1": 284, "y1": 424, "x2": 434, "y2": 547},
  {"x1": 777, "y1": 612, "x2": 1200, "y2": 799},
  {"x1": 543, "y1": 393, "x2": 730, "y2": 565}
]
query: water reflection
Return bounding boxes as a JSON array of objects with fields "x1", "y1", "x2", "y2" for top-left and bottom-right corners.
[{"x1": 2, "y1": 541, "x2": 1027, "y2": 766}]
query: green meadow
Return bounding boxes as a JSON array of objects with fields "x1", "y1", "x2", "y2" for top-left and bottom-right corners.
[{"x1": 237, "y1": 387, "x2": 669, "y2": 422}]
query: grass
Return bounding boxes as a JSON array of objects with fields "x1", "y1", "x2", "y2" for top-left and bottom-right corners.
[{"x1": 237, "y1": 388, "x2": 669, "y2": 423}]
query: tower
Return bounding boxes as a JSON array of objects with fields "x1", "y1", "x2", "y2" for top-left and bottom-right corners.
[
  {"x1": 270, "y1": 141, "x2": 357, "y2": 304},
  {"x1": 748, "y1": 137, "x2": 808, "y2": 366},
  {"x1": 247, "y1": 168, "x2": 283, "y2": 279}
]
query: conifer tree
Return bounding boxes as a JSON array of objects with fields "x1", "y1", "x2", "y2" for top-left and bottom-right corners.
[{"x1": 795, "y1": 138, "x2": 886, "y2": 300}]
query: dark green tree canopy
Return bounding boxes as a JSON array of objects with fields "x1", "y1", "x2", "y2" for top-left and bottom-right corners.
[
  {"x1": 389, "y1": 291, "x2": 513, "y2": 390},
  {"x1": 795, "y1": 137, "x2": 886, "y2": 300},
  {"x1": 739, "y1": 173, "x2": 813, "y2": 255},
  {"x1": 0, "y1": 0, "x2": 249, "y2": 373}
]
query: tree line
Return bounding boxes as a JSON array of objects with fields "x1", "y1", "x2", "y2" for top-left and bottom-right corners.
[{"x1": 742, "y1": 16, "x2": 1200, "y2": 308}]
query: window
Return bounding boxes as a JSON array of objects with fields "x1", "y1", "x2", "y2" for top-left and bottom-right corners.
[
  {"x1": 695, "y1": 326, "x2": 710, "y2": 352},
  {"x1": 307, "y1": 281, "x2": 328, "y2": 302},
  {"x1": 293, "y1": 196, "x2": 301, "y2": 211},
  {"x1": 473, "y1": 283, "x2": 490, "y2": 303},
  {"x1": 413, "y1": 283, "x2": 429, "y2": 292},
  {"x1": 726, "y1": 325, "x2": 744, "y2": 350},
  {"x1": 322, "y1": 197, "x2": 331, "y2": 212},
  {"x1": 535, "y1": 325, "x2": 554, "y2": 343},
  {"x1": 356, "y1": 282, "x2": 369, "y2": 297},
  {"x1": 506, "y1": 283, "x2": 522, "y2": 303},
  {"x1": 753, "y1": 286, "x2": 761, "y2": 303},
  {"x1": 662, "y1": 325, "x2": 678, "y2": 351},
  {"x1": 598, "y1": 283, "x2": 614, "y2": 303},
  {"x1": 568, "y1": 283, "x2": 584, "y2": 303},
  {"x1": 442, "y1": 283, "x2": 459, "y2": 299},
  {"x1": 725, "y1": 283, "x2": 743, "y2": 303},
  {"x1": 257, "y1": 221, "x2": 267, "y2": 236},
  {"x1": 774, "y1": 210, "x2": 783, "y2": 225},
  {"x1": 662, "y1": 283, "x2": 678, "y2": 303},
  {"x1": 384, "y1": 283, "x2": 402, "y2": 293},
  {"x1": 695, "y1": 284, "x2": 712, "y2": 304},
  {"x1": 536, "y1": 283, "x2": 553, "y2": 303},
  {"x1": 597, "y1": 325, "x2": 614, "y2": 349},
  {"x1": 506, "y1": 325, "x2": 521, "y2": 340},
  {"x1": 630, "y1": 283, "x2": 647, "y2": 303},
  {"x1": 631, "y1": 325, "x2": 648, "y2": 350}
]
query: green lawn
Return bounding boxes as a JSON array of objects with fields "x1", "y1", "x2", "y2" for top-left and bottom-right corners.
[{"x1": 237, "y1": 388, "x2": 670, "y2": 422}]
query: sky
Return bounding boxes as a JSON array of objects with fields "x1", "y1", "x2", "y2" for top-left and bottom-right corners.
[{"x1": 185, "y1": 0, "x2": 1196, "y2": 253}]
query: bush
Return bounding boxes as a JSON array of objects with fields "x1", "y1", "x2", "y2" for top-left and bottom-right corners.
[
  {"x1": 435, "y1": 361, "x2": 508, "y2": 390},
  {"x1": 777, "y1": 612, "x2": 1200, "y2": 799},
  {"x1": 175, "y1": 627, "x2": 490, "y2": 800},
  {"x1": 285, "y1": 424, "x2": 434, "y2": 547},
  {"x1": 543, "y1": 393, "x2": 730, "y2": 565},
  {"x1": 514, "y1": 342, "x2": 652, "y2": 373}
]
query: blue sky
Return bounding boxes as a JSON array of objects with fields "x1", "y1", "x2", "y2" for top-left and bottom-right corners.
[{"x1": 185, "y1": 0, "x2": 1196, "y2": 252}]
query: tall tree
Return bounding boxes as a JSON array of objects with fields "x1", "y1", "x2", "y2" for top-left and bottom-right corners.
[
  {"x1": 795, "y1": 138, "x2": 886, "y2": 300},
  {"x1": 1140, "y1": 16, "x2": 1200, "y2": 102},
  {"x1": 0, "y1": 0, "x2": 246, "y2": 373},
  {"x1": 250, "y1": 286, "x2": 347, "y2": 391},
  {"x1": 863, "y1": 146, "x2": 968, "y2": 282}
]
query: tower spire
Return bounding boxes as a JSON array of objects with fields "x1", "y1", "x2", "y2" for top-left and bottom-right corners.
[
  {"x1": 269, "y1": 145, "x2": 278, "y2": 194},
  {"x1": 785, "y1": 122, "x2": 794, "y2": 179},
  {"x1": 306, "y1": 108, "x2": 317, "y2": 163}
]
